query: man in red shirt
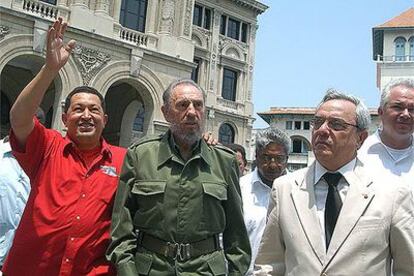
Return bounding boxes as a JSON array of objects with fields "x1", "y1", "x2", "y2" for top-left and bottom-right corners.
[{"x1": 2, "y1": 18, "x2": 126, "y2": 275}]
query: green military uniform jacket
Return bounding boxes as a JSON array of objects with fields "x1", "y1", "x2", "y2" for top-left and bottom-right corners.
[{"x1": 107, "y1": 130, "x2": 251, "y2": 275}]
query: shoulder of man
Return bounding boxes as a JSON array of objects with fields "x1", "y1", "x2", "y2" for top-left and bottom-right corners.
[
  {"x1": 128, "y1": 133, "x2": 165, "y2": 150},
  {"x1": 212, "y1": 144, "x2": 236, "y2": 158}
]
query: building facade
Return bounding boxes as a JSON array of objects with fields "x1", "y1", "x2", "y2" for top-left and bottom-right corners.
[
  {"x1": 373, "y1": 7, "x2": 414, "y2": 90},
  {"x1": 257, "y1": 107, "x2": 380, "y2": 171},
  {"x1": 0, "y1": 0, "x2": 267, "y2": 147}
]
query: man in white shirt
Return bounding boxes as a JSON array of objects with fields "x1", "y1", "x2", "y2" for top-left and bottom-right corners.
[
  {"x1": 240, "y1": 127, "x2": 290, "y2": 275},
  {"x1": 255, "y1": 89, "x2": 414, "y2": 275},
  {"x1": 359, "y1": 79, "x2": 414, "y2": 192}
]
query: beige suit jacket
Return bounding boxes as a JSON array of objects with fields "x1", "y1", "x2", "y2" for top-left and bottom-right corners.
[{"x1": 254, "y1": 160, "x2": 414, "y2": 276}]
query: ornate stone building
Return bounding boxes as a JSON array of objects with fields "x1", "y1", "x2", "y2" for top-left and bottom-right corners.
[
  {"x1": 373, "y1": 7, "x2": 414, "y2": 90},
  {"x1": 0, "y1": 0, "x2": 267, "y2": 147}
]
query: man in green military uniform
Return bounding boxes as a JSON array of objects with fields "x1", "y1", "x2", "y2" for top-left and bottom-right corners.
[{"x1": 107, "y1": 79, "x2": 251, "y2": 275}]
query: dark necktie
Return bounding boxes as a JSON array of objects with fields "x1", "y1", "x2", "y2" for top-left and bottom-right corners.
[{"x1": 323, "y1": 172, "x2": 343, "y2": 249}]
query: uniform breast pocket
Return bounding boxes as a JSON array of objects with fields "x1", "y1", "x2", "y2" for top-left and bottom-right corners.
[
  {"x1": 131, "y1": 181, "x2": 166, "y2": 229},
  {"x1": 199, "y1": 182, "x2": 228, "y2": 233}
]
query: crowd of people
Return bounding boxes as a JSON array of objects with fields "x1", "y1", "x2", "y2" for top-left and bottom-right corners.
[{"x1": 0, "y1": 18, "x2": 413, "y2": 276}]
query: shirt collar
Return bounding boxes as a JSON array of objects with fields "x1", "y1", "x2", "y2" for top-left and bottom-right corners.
[
  {"x1": 250, "y1": 168, "x2": 272, "y2": 192},
  {"x1": 314, "y1": 158, "x2": 356, "y2": 186},
  {"x1": 0, "y1": 138, "x2": 12, "y2": 157},
  {"x1": 158, "y1": 130, "x2": 210, "y2": 167},
  {"x1": 63, "y1": 136, "x2": 112, "y2": 161}
]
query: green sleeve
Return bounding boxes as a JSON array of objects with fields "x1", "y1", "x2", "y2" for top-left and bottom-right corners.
[
  {"x1": 106, "y1": 149, "x2": 138, "y2": 275},
  {"x1": 222, "y1": 157, "x2": 251, "y2": 275}
]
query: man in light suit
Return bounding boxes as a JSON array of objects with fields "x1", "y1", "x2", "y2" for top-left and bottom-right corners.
[{"x1": 254, "y1": 89, "x2": 414, "y2": 276}]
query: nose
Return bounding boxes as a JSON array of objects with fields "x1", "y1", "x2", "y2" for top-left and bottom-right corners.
[
  {"x1": 401, "y1": 108, "x2": 411, "y2": 117},
  {"x1": 186, "y1": 102, "x2": 197, "y2": 116},
  {"x1": 81, "y1": 108, "x2": 92, "y2": 118}
]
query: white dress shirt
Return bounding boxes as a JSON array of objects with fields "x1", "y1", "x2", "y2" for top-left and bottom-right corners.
[
  {"x1": 313, "y1": 158, "x2": 356, "y2": 249},
  {"x1": 0, "y1": 139, "x2": 30, "y2": 266},
  {"x1": 240, "y1": 168, "x2": 272, "y2": 276},
  {"x1": 358, "y1": 130, "x2": 414, "y2": 193}
]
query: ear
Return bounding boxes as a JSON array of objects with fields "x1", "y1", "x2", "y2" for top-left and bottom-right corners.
[
  {"x1": 378, "y1": 106, "x2": 383, "y2": 116},
  {"x1": 357, "y1": 130, "x2": 368, "y2": 149},
  {"x1": 161, "y1": 105, "x2": 170, "y2": 123},
  {"x1": 62, "y1": 113, "x2": 68, "y2": 127},
  {"x1": 103, "y1": 114, "x2": 108, "y2": 126}
]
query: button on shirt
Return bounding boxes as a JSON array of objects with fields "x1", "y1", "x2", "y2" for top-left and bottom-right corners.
[
  {"x1": 0, "y1": 139, "x2": 30, "y2": 266},
  {"x1": 313, "y1": 159, "x2": 355, "y2": 249},
  {"x1": 3, "y1": 119, "x2": 126, "y2": 276},
  {"x1": 240, "y1": 168, "x2": 272, "y2": 275},
  {"x1": 358, "y1": 130, "x2": 414, "y2": 193}
]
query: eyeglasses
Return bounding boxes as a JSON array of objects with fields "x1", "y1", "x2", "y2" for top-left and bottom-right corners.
[
  {"x1": 310, "y1": 116, "x2": 359, "y2": 131},
  {"x1": 260, "y1": 154, "x2": 288, "y2": 164}
]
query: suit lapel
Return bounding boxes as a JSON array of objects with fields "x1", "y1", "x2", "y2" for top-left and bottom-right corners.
[
  {"x1": 325, "y1": 160, "x2": 374, "y2": 264},
  {"x1": 291, "y1": 163, "x2": 325, "y2": 265}
]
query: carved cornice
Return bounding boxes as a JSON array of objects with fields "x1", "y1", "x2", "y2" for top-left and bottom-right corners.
[
  {"x1": 72, "y1": 46, "x2": 111, "y2": 85},
  {"x1": 0, "y1": 26, "x2": 10, "y2": 40},
  {"x1": 230, "y1": 0, "x2": 268, "y2": 14}
]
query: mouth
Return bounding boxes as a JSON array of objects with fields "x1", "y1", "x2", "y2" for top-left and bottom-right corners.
[{"x1": 78, "y1": 122, "x2": 95, "y2": 132}]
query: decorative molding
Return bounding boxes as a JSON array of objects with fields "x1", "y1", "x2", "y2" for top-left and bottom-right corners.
[
  {"x1": 219, "y1": 35, "x2": 248, "y2": 51},
  {"x1": 183, "y1": 0, "x2": 193, "y2": 36},
  {"x1": 159, "y1": 0, "x2": 175, "y2": 34},
  {"x1": 0, "y1": 26, "x2": 10, "y2": 40},
  {"x1": 72, "y1": 46, "x2": 111, "y2": 85}
]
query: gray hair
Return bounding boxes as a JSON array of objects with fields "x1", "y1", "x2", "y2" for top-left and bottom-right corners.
[
  {"x1": 162, "y1": 78, "x2": 206, "y2": 107},
  {"x1": 380, "y1": 78, "x2": 414, "y2": 109},
  {"x1": 255, "y1": 127, "x2": 290, "y2": 155},
  {"x1": 317, "y1": 88, "x2": 371, "y2": 131}
]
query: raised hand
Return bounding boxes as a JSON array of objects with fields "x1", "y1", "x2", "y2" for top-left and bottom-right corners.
[{"x1": 45, "y1": 17, "x2": 76, "y2": 73}]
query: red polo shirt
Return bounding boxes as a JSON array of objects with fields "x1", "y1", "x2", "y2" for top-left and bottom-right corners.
[{"x1": 3, "y1": 119, "x2": 126, "y2": 275}]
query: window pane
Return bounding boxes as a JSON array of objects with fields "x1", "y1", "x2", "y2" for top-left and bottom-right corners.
[
  {"x1": 120, "y1": 0, "x2": 147, "y2": 32},
  {"x1": 395, "y1": 37, "x2": 406, "y2": 61},
  {"x1": 40, "y1": 0, "x2": 57, "y2": 5},
  {"x1": 220, "y1": 15, "x2": 227, "y2": 35},
  {"x1": 294, "y1": 121, "x2": 301, "y2": 130},
  {"x1": 292, "y1": 139, "x2": 302, "y2": 153},
  {"x1": 219, "y1": 124, "x2": 235, "y2": 144},
  {"x1": 222, "y1": 68, "x2": 237, "y2": 101},
  {"x1": 303, "y1": 121, "x2": 310, "y2": 130},
  {"x1": 204, "y1": 8, "x2": 211, "y2": 29},
  {"x1": 409, "y1": 37, "x2": 414, "y2": 61},
  {"x1": 191, "y1": 59, "x2": 200, "y2": 83},
  {"x1": 193, "y1": 4, "x2": 203, "y2": 27},
  {"x1": 133, "y1": 108, "x2": 145, "y2": 131},
  {"x1": 227, "y1": 18, "x2": 240, "y2": 40},
  {"x1": 241, "y1": 23, "x2": 248, "y2": 42},
  {"x1": 286, "y1": 121, "x2": 293, "y2": 130}
]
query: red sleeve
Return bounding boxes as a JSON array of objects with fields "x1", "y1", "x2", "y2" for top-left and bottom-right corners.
[{"x1": 9, "y1": 118, "x2": 58, "y2": 180}]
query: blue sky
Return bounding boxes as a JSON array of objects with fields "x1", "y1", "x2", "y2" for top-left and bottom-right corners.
[{"x1": 253, "y1": 0, "x2": 414, "y2": 128}]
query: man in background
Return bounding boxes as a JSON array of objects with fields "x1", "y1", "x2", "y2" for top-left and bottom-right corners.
[
  {"x1": 359, "y1": 78, "x2": 414, "y2": 192},
  {"x1": 226, "y1": 143, "x2": 248, "y2": 175},
  {"x1": 240, "y1": 127, "x2": 289, "y2": 275}
]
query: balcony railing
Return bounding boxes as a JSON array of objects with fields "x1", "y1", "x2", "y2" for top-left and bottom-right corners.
[
  {"x1": 119, "y1": 28, "x2": 147, "y2": 47},
  {"x1": 376, "y1": 55, "x2": 414, "y2": 62}
]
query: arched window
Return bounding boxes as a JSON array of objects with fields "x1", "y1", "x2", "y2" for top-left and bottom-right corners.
[
  {"x1": 133, "y1": 108, "x2": 145, "y2": 132},
  {"x1": 394, "y1": 37, "x2": 406, "y2": 61},
  {"x1": 409, "y1": 37, "x2": 414, "y2": 61},
  {"x1": 291, "y1": 137, "x2": 310, "y2": 154},
  {"x1": 218, "y1": 123, "x2": 235, "y2": 144}
]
